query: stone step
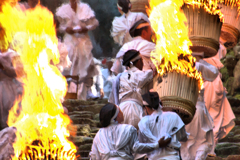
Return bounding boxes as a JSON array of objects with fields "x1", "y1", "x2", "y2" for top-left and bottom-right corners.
[
  {"x1": 77, "y1": 150, "x2": 91, "y2": 158},
  {"x1": 72, "y1": 136, "x2": 93, "y2": 146},
  {"x1": 78, "y1": 143, "x2": 92, "y2": 151},
  {"x1": 215, "y1": 142, "x2": 240, "y2": 158}
]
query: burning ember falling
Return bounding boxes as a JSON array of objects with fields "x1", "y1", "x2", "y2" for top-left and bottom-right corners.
[
  {"x1": 147, "y1": 0, "x2": 203, "y2": 89},
  {"x1": 0, "y1": 2, "x2": 76, "y2": 159}
]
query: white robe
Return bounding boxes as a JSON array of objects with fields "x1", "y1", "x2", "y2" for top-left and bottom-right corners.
[
  {"x1": 119, "y1": 67, "x2": 153, "y2": 129},
  {"x1": 138, "y1": 110, "x2": 186, "y2": 160},
  {"x1": 56, "y1": 2, "x2": 99, "y2": 100},
  {"x1": 213, "y1": 43, "x2": 226, "y2": 60},
  {"x1": 91, "y1": 64, "x2": 104, "y2": 98},
  {"x1": 111, "y1": 36, "x2": 156, "y2": 75},
  {"x1": 56, "y1": 42, "x2": 71, "y2": 73},
  {"x1": 181, "y1": 59, "x2": 219, "y2": 160},
  {"x1": 203, "y1": 57, "x2": 235, "y2": 154},
  {"x1": 111, "y1": 11, "x2": 149, "y2": 46},
  {"x1": 89, "y1": 123, "x2": 159, "y2": 160}
]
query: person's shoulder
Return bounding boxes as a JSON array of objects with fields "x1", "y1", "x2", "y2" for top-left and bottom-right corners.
[
  {"x1": 139, "y1": 115, "x2": 151, "y2": 124},
  {"x1": 162, "y1": 111, "x2": 182, "y2": 121},
  {"x1": 162, "y1": 111, "x2": 178, "y2": 116},
  {"x1": 119, "y1": 123, "x2": 137, "y2": 132}
]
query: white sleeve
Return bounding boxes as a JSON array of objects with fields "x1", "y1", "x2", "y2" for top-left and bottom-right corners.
[
  {"x1": 89, "y1": 139, "x2": 101, "y2": 160},
  {"x1": 138, "y1": 12, "x2": 150, "y2": 23},
  {"x1": 138, "y1": 117, "x2": 158, "y2": 143},
  {"x1": 130, "y1": 127, "x2": 159, "y2": 154},
  {"x1": 85, "y1": 17, "x2": 99, "y2": 31},
  {"x1": 196, "y1": 60, "x2": 219, "y2": 82},
  {"x1": 97, "y1": 66, "x2": 104, "y2": 89}
]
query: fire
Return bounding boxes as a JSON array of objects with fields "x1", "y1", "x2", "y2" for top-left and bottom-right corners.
[
  {"x1": 147, "y1": 0, "x2": 223, "y2": 21},
  {"x1": 0, "y1": 2, "x2": 76, "y2": 159},
  {"x1": 147, "y1": 0, "x2": 203, "y2": 89}
]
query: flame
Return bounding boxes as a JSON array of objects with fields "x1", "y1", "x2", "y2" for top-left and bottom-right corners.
[
  {"x1": 147, "y1": 0, "x2": 223, "y2": 21},
  {"x1": 0, "y1": 2, "x2": 76, "y2": 159},
  {"x1": 147, "y1": 0, "x2": 203, "y2": 89}
]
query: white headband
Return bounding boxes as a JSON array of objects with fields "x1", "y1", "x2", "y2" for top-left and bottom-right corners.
[
  {"x1": 130, "y1": 54, "x2": 141, "y2": 63},
  {"x1": 111, "y1": 106, "x2": 119, "y2": 123},
  {"x1": 117, "y1": 3, "x2": 122, "y2": 10},
  {"x1": 143, "y1": 100, "x2": 149, "y2": 106}
]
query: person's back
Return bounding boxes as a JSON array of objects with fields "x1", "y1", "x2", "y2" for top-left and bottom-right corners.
[
  {"x1": 92, "y1": 123, "x2": 140, "y2": 160},
  {"x1": 117, "y1": 50, "x2": 153, "y2": 129},
  {"x1": 119, "y1": 66, "x2": 152, "y2": 104},
  {"x1": 90, "y1": 103, "x2": 171, "y2": 160},
  {"x1": 138, "y1": 92, "x2": 187, "y2": 160}
]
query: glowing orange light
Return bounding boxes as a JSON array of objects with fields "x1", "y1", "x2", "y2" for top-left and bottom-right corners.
[
  {"x1": 147, "y1": 0, "x2": 203, "y2": 89},
  {"x1": 0, "y1": 1, "x2": 76, "y2": 159}
]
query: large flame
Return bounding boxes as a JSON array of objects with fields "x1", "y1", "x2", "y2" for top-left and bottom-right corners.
[
  {"x1": 148, "y1": 0, "x2": 203, "y2": 89},
  {"x1": 0, "y1": 2, "x2": 76, "y2": 159},
  {"x1": 147, "y1": 0, "x2": 223, "y2": 21}
]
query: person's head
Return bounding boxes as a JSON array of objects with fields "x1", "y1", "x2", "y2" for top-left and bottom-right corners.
[
  {"x1": 142, "y1": 91, "x2": 162, "y2": 115},
  {"x1": 100, "y1": 103, "x2": 124, "y2": 127},
  {"x1": 28, "y1": 0, "x2": 39, "y2": 8},
  {"x1": 129, "y1": 19, "x2": 152, "y2": 41},
  {"x1": 117, "y1": 0, "x2": 131, "y2": 14},
  {"x1": 122, "y1": 49, "x2": 143, "y2": 70}
]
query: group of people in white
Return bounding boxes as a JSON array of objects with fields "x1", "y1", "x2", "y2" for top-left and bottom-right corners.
[{"x1": 0, "y1": 0, "x2": 236, "y2": 159}]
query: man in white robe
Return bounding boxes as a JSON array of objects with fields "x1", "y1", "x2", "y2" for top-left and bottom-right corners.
[
  {"x1": 111, "y1": 19, "x2": 156, "y2": 75},
  {"x1": 203, "y1": 55, "x2": 235, "y2": 155},
  {"x1": 138, "y1": 92, "x2": 188, "y2": 160},
  {"x1": 181, "y1": 52, "x2": 219, "y2": 160},
  {"x1": 117, "y1": 50, "x2": 153, "y2": 129},
  {"x1": 56, "y1": 0, "x2": 99, "y2": 100},
  {"x1": 89, "y1": 103, "x2": 171, "y2": 160},
  {"x1": 111, "y1": 0, "x2": 149, "y2": 46}
]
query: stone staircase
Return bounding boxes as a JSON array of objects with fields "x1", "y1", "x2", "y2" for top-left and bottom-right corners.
[
  {"x1": 205, "y1": 97, "x2": 240, "y2": 160},
  {"x1": 64, "y1": 96, "x2": 240, "y2": 160},
  {"x1": 63, "y1": 99, "x2": 107, "y2": 160}
]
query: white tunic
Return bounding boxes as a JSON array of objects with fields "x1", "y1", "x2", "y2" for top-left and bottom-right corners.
[
  {"x1": 89, "y1": 123, "x2": 159, "y2": 160},
  {"x1": 56, "y1": 2, "x2": 98, "y2": 79},
  {"x1": 56, "y1": 2, "x2": 99, "y2": 100},
  {"x1": 56, "y1": 42, "x2": 71, "y2": 73},
  {"x1": 111, "y1": 36, "x2": 156, "y2": 75},
  {"x1": 138, "y1": 110, "x2": 186, "y2": 160},
  {"x1": 181, "y1": 59, "x2": 219, "y2": 160},
  {"x1": 111, "y1": 11, "x2": 149, "y2": 46},
  {"x1": 119, "y1": 67, "x2": 153, "y2": 129}
]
